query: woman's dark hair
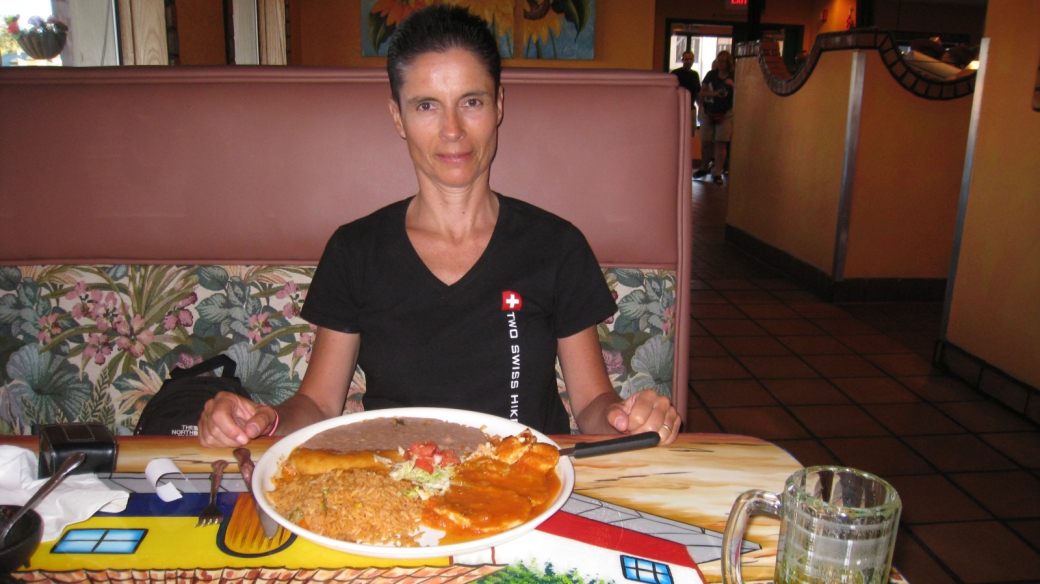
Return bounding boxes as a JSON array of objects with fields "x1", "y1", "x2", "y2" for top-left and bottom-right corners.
[{"x1": 386, "y1": 5, "x2": 502, "y2": 105}]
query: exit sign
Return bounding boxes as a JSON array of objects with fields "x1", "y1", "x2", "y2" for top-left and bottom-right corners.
[{"x1": 728, "y1": 0, "x2": 748, "y2": 5}]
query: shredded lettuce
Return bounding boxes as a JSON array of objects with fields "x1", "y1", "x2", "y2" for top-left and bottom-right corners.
[{"x1": 390, "y1": 458, "x2": 455, "y2": 500}]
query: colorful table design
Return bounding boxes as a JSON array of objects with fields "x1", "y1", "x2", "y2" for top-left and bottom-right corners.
[{"x1": 0, "y1": 434, "x2": 908, "y2": 583}]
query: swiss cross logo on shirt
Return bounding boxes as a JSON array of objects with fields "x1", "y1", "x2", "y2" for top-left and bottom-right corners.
[{"x1": 501, "y1": 291, "x2": 522, "y2": 311}]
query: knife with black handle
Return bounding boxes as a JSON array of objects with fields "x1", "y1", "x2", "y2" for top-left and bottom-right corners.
[{"x1": 557, "y1": 431, "x2": 661, "y2": 458}]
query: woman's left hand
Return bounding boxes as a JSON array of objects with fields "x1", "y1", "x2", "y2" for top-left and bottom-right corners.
[{"x1": 606, "y1": 389, "x2": 680, "y2": 446}]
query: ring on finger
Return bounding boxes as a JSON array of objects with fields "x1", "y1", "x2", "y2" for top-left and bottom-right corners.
[{"x1": 661, "y1": 423, "x2": 671, "y2": 432}]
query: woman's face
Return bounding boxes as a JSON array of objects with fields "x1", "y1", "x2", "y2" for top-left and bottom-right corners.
[
  {"x1": 717, "y1": 54, "x2": 732, "y2": 74},
  {"x1": 389, "y1": 48, "x2": 504, "y2": 194}
]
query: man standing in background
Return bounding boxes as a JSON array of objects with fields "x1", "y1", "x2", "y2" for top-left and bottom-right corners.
[{"x1": 671, "y1": 50, "x2": 701, "y2": 139}]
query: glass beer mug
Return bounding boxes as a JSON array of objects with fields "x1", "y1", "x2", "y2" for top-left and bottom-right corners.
[{"x1": 722, "y1": 466, "x2": 901, "y2": 584}]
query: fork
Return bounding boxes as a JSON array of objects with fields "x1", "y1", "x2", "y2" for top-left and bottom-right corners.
[{"x1": 196, "y1": 459, "x2": 228, "y2": 527}]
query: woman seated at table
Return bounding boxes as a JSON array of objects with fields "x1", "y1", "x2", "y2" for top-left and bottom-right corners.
[{"x1": 197, "y1": 5, "x2": 679, "y2": 448}]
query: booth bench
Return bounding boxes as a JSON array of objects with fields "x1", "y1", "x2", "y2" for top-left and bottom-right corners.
[{"x1": 0, "y1": 67, "x2": 692, "y2": 435}]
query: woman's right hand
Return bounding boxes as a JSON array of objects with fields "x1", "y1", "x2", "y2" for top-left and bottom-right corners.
[{"x1": 198, "y1": 391, "x2": 278, "y2": 447}]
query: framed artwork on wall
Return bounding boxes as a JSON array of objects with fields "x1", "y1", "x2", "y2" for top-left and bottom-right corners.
[
  {"x1": 522, "y1": 0, "x2": 594, "y2": 60},
  {"x1": 448, "y1": 0, "x2": 515, "y2": 58},
  {"x1": 362, "y1": 0, "x2": 516, "y2": 58}
]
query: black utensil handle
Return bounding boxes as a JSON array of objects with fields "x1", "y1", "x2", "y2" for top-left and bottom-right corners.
[{"x1": 571, "y1": 432, "x2": 661, "y2": 459}]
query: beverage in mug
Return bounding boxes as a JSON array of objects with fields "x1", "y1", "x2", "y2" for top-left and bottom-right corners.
[
  {"x1": 774, "y1": 520, "x2": 896, "y2": 584},
  {"x1": 722, "y1": 466, "x2": 901, "y2": 584}
]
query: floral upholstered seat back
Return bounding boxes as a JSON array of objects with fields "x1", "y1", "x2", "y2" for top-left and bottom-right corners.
[{"x1": 0, "y1": 265, "x2": 675, "y2": 435}]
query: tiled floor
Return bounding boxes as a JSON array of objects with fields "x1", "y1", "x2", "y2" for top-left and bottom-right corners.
[{"x1": 686, "y1": 178, "x2": 1040, "y2": 584}]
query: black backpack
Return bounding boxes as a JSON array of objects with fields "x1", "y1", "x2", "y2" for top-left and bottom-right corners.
[{"x1": 134, "y1": 354, "x2": 252, "y2": 436}]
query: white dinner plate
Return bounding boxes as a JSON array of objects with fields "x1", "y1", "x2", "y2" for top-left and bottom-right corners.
[{"x1": 253, "y1": 407, "x2": 575, "y2": 559}]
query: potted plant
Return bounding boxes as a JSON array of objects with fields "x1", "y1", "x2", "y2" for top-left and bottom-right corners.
[{"x1": 5, "y1": 15, "x2": 68, "y2": 61}]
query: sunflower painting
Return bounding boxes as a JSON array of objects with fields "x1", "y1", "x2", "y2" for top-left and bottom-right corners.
[
  {"x1": 362, "y1": 0, "x2": 429, "y2": 56},
  {"x1": 445, "y1": 0, "x2": 515, "y2": 57},
  {"x1": 362, "y1": 0, "x2": 515, "y2": 58},
  {"x1": 522, "y1": 0, "x2": 594, "y2": 59}
]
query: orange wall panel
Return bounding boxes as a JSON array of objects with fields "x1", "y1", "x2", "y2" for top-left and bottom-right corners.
[
  {"x1": 726, "y1": 52, "x2": 852, "y2": 274},
  {"x1": 946, "y1": 0, "x2": 1040, "y2": 389},
  {"x1": 294, "y1": 0, "x2": 383, "y2": 67},
  {"x1": 843, "y1": 52, "x2": 971, "y2": 279},
  {"x1": 172, "y1": 0, "x2": 226, "y2": 65}
]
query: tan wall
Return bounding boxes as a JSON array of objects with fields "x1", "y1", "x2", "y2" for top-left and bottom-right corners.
[
  {"x1": 175, "y1": 0, "x2": 226, "y2": 65},
  {"x1": 844, "y1": 51, "x2": 971, "y2": 279},
  {"x1": 727, "y1": 51, "x2": 853, "y2": 273},
  {"x1": 946, "y1": 0, "x2": 1040, "y2": 389},
  {"x1": 290, "y1": 0, "x2": 655, "y2": 70}
]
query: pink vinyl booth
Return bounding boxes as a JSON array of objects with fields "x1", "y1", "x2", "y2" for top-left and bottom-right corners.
[{"x1": 0, "y1": 67, "x2": 692, "y2": 436}]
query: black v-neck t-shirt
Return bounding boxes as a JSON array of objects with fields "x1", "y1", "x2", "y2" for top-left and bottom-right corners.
[{"x1": 300, "y1": 194, "x2": 617, "y2": 434}]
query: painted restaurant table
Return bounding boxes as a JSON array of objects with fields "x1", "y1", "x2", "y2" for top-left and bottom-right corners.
[{"x1": 0, "y1": 434, "x2": 907, "y2": 584}]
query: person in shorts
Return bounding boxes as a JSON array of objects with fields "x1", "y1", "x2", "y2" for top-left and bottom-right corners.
[{"x1": 693, "y1": 51, "x2": 734, "y2": 185}]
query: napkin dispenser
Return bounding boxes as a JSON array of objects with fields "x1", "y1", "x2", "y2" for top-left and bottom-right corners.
[{"x1": 38, "y1": 423, "x2": 117, "y2": 478}]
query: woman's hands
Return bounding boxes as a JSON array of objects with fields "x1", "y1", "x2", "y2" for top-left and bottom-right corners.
[
  {"x1": 198, "y1": 392, "x2": 277, "y2": 447},
  {"x1": 701, "y1": 78, "x2": 734, "y2": 99},
  {"x1": 197, "y1": 327, "x2": 360, "y2": 448},
  {"x1": 605, "y1": 389, "x2": 680, "y2": 446},
  {"x1": 559, "y1": 326, "x2": 680, "y2": 446}
]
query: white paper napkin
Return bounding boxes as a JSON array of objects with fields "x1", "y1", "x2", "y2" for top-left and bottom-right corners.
[
  {"x1": 0, "y1": 445, "x2": 129, "y2": 541},
  {"x1": 145, "y1": 458, "x2": 196, "y2": 502}
]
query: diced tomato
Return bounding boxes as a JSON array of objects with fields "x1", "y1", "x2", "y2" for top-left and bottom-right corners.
[
  {"x1": 441, "y1": 449, "x2": 461, "y2": 466},
  {"x1": 404, "y1": 440, "x2": 460, "y2": 469},
  {"x1": 408, "y1": 441, "x2": 437, "y2": 459},
  {"x1": 414, "y1": 457, "x2": 435, "y2": 474}
]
